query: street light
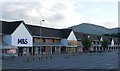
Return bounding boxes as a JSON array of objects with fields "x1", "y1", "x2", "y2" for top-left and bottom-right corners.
[{"x1": 40, "y1": 20, "x2": 45, "y2": 55}]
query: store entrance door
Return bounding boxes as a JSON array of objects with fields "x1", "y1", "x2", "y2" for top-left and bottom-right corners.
[
  {"x1": 18, "y1": 47, "x2": 23, "y2": 56},
  {"x1": 29, "y1": 47, "x2": 32, "y2": 56}
]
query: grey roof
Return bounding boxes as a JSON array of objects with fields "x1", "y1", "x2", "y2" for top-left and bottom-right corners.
[
  {"x1": 112, "y1": 38, "x2": 120, "y2": 42},
  {"x1": 26, "y1": 24, "x2": 72, "y2": 38},
  {"x1": 97, "y1": 36, "x2": 102, "y2": 41},
  {"x1": 0, "y1": 20, "x2": 72, "y2": 38},
  {"x1": 74, "y1": 31, "x2": 105, "y2": 41},
  {"x1": 89, "y1": 34, "x2": 100, "y2": 40},
  {"x1": 26, "y1": 24, "x2": 61, "y2": 37},
  {"x1": 1, "y1": 20, "x2": 23, "y2": 35},
  {"x1": 60, "y1": 29, "x2": 72, "y2": 38},
  {"x1": 64, "y1": 30, "x2": 119, "y2": 42},
  {"x1": 74, "y1": 32, "x2": 85, "y2": 40}
]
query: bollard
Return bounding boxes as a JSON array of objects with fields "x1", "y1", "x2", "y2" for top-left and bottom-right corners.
[
  {"x1": 64, "y1": 55, "x2": 68, "y2": 58},
  {"x1": 46, "y1": 57, "x2": 48, "y2": 59},
  {"x1": 26, "y1": 58, "x2": 29, "y2": 62},
  {"x1": 33, "y1": 57, "x2": 34, "y2": 61},
  {"x1": 50, "y1": 56, "x2": 52, "y2": 59},
  {"x1": 73, "y1": 54, "x2": 75, "y2": 56},
  {"x1": 2, "y1": 57, "x2": 4, "y2": 60},
  {"x1": 39, "y1": 57, "x2": 40, "y2": 60}
]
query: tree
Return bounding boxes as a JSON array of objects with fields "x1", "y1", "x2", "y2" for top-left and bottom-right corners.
[
  {"x1": 102, "y1": 33, "x2": 120, "y2": 38},
  {"x1": 81, "y1": 37, "x2": 92, "y2": 52},
  {"x1": 101, "y1": 38, "x2": 109, "y2": 51},
  {"x1": 102, "y1": 34, "x2": 110, "y2": 36},
  {"x1": 110, "y1": 33, "x2": 120, "y2": 38}
]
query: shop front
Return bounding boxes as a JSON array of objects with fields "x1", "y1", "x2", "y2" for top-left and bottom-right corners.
[
  {"x1": 61, "y1": 46, "x2": 67, "y2": 54},
  {"x1": 2, "y1": 44, "x2": 18, "y2": 57},
  {"x1": 66, "y1": 47, "x2": 76, "y2": 54},
  {"x1": 12, "y1": 37, "x2": 33, "y2": 56},
  {"x1": 18, "y1": 47, "x2": 32, "y2": 56}
]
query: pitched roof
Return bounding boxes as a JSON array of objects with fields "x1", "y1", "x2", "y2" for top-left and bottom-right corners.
[
  {"x1": 60, "y1": 29, "x2": 72, "y2": 38},
  {"x1": 89, "y1": 34, "x2": 100, "y2": 40},
  {"x1": 0, "y1": 20, "x2": 71, "y2": 38},
  {"x1": 1, "y1": 20, "x2": 23, "y2": 35},
  {"x1": 74, "y1": 32, "x2": 85, "y2": 40},
  {"x1": 112, "y1": 38, "x2": 120, "y2": 42},
  {"x1": 26, "y1": 24, "x2": 72, "y2": 38},
  {"x1": 26, "y1": 24, "x2": 60, "y2": 37},
  {"x1": 74, "y1": 31, "x2": 105, "y2": 41}
]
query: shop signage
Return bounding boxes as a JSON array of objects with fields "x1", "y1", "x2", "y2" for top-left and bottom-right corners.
[
  {"x1": 12, "y1": 37, "x2": 32, "y2": 47},
  {"x1": 18, "y1": 39, "x2": 28, "y2": 44}
]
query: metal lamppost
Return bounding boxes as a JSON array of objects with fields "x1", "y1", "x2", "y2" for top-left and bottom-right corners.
[{"x1": 40, "y1": 20, "x2": 44, "y2": 55}]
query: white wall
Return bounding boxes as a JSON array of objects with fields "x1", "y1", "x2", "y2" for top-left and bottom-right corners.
[
  {"x1": 67, "y1": 31, "x2": 77, "y2": 41},
  {"x1": 111, "y1": 39, "x2": 114, "y2": 46},
  {"x1": 100, "y1": 37, "x2": 103, "y2": 41},
  {"x1": 11, "y1": 23, "x2": 33, "y2": 47}
]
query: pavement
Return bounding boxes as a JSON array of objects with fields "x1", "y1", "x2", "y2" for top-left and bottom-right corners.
[{"x1": 1, "y1": 51, "x2": 119, "y2": 69}]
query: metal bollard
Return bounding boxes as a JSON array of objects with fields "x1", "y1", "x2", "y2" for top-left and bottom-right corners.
[
  {"x1": 50, "y1": 56, "x2": 52, "y2": 59},
  {"x1": 46, "y1": 57, "x2": 48, "y2": 59},
  {"x1": 33, "y1": 57, "x2": 34, "y2": 61},
  {"x1": 26, "y1": 58, "x2": 29, "y2": 62},
  {"x1": 2, "y1": 57, "x2": 4, "y2": 60},
  {"x1": 39, "y1": 57, "x2": 40, "y2": 60}
]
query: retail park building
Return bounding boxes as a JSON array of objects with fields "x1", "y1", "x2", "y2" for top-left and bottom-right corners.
[{"x1": 0, "y1": 20, "x2": 120, "y2": 56}]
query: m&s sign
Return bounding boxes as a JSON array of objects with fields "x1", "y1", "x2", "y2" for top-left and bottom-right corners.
[
  {"x1": 12, "y1": 37, "x2": 32, "y2": 46},
  {"x1": 18, "y1": 39, "x2": 28, "y2": 44}
]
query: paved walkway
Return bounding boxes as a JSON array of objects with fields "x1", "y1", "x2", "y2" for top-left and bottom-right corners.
[{"x1": 2, "y1": 51, "x2": 119, "y2": 69}]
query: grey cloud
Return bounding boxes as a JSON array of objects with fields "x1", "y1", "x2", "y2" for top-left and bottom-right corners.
[
  {"x1": 47, "y1": 13, "x2": 65, "y2": 22},
  {"x1": 1, "y1": 2, "x2": 42, "y2": 22},
  {"x1": 103, "y1": 22, "x2": 118, "y2": 28},
  {"x1": 51, "y1": 3, "x2": 68, "y2": 12},
  {"x1": 0, "y1": 2, "x2": 66, "y2": 24}
]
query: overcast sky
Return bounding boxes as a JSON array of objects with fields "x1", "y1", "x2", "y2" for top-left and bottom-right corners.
[{"x1": 0, "y1": 0, "x2": 119, "y2": 29}]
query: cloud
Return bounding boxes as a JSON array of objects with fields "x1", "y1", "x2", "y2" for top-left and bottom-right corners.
[
  {"x1": 25, "y1": 9, "x2": 40, "y2": 18},
  {"x1": 76, "y1": 0, "x2": 119, "y2": 2},
  {"x1": 92, "y1": 0, "x2": 119, "y2": 2},
  {"x1": 47, "y1": 13, "x2": 65, "y2": 22},
  {"x1": 1, "y1": 3, "x2": 37, "y2": 20},
  {"x1": 102, "y1": 22, "x2": 118, "y2": 28},
  {"x1": 86, "y1": 19, "x2": 118, "y2": 28},
  {"x1": 0, "y1": 0, "x2": 83, "y2": 28},
  {"x1": 0, "y1": 0, "x2": 118, "y2": 29}
]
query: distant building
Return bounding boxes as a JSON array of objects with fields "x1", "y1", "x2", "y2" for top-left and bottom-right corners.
[{"x1": 0, "y1": 20, "x2": 120, "y2": 56}]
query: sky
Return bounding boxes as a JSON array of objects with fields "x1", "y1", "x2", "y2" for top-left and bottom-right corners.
[{"x1": 0, "y1": 0, "x2": 119, "y2": 29}]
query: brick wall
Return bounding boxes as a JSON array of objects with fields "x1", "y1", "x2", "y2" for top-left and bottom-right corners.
[
  {"x1": 33, "y1": 37, "x2": 61, "y2": 43},
  {"x1": 68, "y1": 40, "x2": 78, "y2": 45}
]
